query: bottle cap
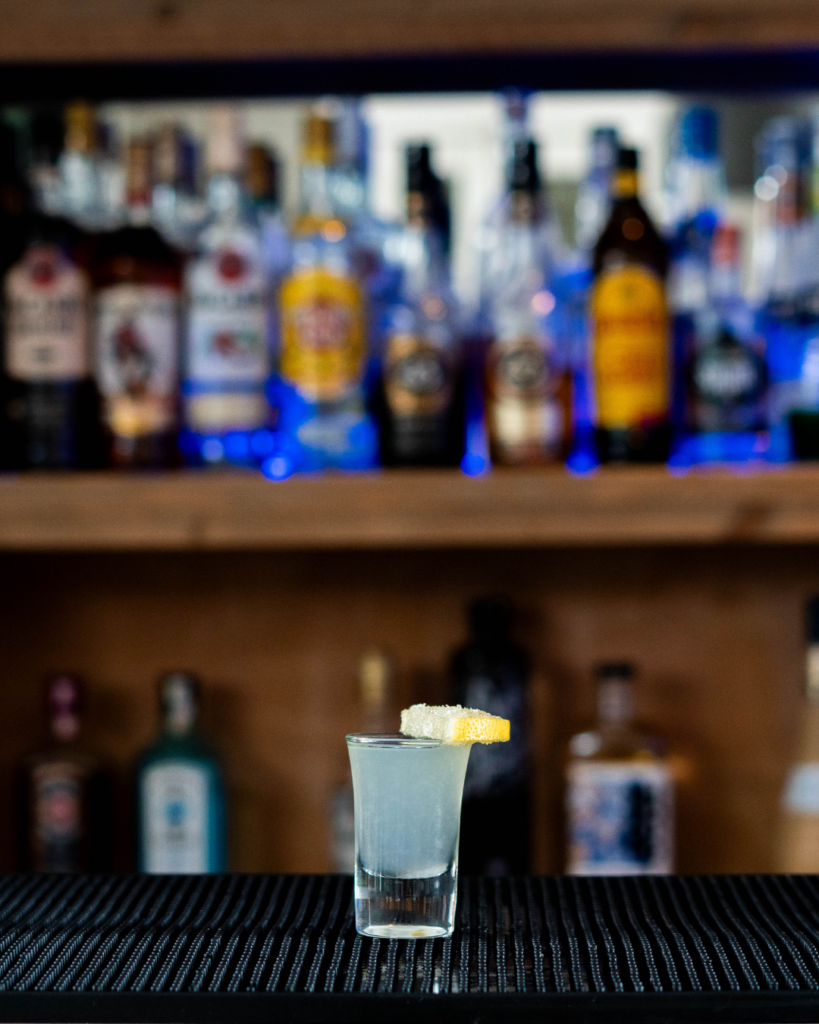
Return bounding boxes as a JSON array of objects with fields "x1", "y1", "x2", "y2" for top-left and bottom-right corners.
[
  {"x1": 126, "y1": 136, "x2": 154, "y2": 209},
  {"x1": 303, "y1": 114, "x2": 335, "y2": 166},
  {"x1": 359, "y1": 649, "x2": 392, "y2": 711},
  {"x1": 64, "y1": 101, "x2": 96, "y2": 155},
  {"x1": 159, "y1": 672, "x2": 201, "y2": 735},
  {"x1": 46, "y1": 674, "x2": 83, "y2": 743},
  {"x1": 617, "y1": 147, "x2": 639, "y2": 171},
  {"x1": 508, "y1": 140, "x2": 540, "y2": 193},
  {"x1": 407, "y1": 144, "x2": 435, "y2": 193},
  {"x1": 206, "y1": 106, "x2": 244, "y2": 176},
  {"x1": 680, "y1": 107, "x2": 719, "y2": 160},
  {"x1": 468, "y1": 597, "x2": 512, "y2": 641},
  {"x1": 245, "y1": 143, "x2": 278, "y2": 204},
  {"x1": 590, "y1": 126, "x2": 619, "y2": 167}
]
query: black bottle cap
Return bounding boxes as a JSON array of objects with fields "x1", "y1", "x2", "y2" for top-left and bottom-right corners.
[
  {"x1": 617, "y1": 147, "x2": 639, "y2": 171},
  {"x1": 807, "y1": 597, "x2": 819, "y2": 643},
  {"x1": 407, "y1": 143, "x2": 435, "y2": 193},
  {"x1": 595, "y1": 662, "x2": 635, "y2": 681},
  {"x1": 468, "y1": 597, "x2": 512, "y2": 641},
  {"x1": 508, "y1": 139, "x2": 540, "y2": 193}
]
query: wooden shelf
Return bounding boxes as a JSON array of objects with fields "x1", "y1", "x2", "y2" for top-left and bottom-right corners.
[{"x1": 4, "y1": 465, "x2": 819, "y2": 550}]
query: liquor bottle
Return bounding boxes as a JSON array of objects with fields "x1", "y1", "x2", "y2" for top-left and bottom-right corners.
[
  {"x1": 450, "y1": 597, "x2": 530, "y2": 875},
  {"x1": 779, "y1": 597, "x2": 819, "y2": 871},
  {"x1": 380, "y1": 144, "x2": 461, "y2": 467},
  {"x1": 590, "y1": 147, "x2": 670, "y2": 463},
  {"x1": 136, "y1": 672, "x2": 226, "y2": 874},
  {"x1": 753, "y1": 117, "x2": 819, "y2": 461},
  {"x1": 275, "y1": 112, "x2": 376, "y2": 473},
  {"x1": 574, "y1": 127, "x2": 619, "y2": 256},
  {"x1": 330, "y1": 649, "x2": 393, "y2": 873},
  {"x1": 19, "y1": 674, "x2": 112, "y2": 872},
  {"x1": 481, "y1": 140, "x2": 569, "y2": 465},
  {"x1": 182, "y1": 107, "x2": 271, "y2": 467},
  {"x1": 675, "y1": 224, "x2": 768, "y2": 465},
  {"x1": 566, "y1": 662, "x2": 673, "y2": 875},
  {"x1": 91, "y1": 136, "x2": 183, "y2": 468}
]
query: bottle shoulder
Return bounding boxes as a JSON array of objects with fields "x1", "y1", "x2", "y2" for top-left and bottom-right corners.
[
  {"x1": 137, "y1": 733, "x2": 220, "y2": 772},
  {"x1": 593, "y1": 198, "x2": 668, "y2": 278},
  {"x1": 567, "y1": 724, "x2": 666, "y2": 762}
]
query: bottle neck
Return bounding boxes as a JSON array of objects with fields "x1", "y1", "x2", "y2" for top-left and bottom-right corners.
[
  {"x1": 299, "y1": 160, "x2": 335, "y2": 220},
  {"x1": 50, "y1": 711, "x2": 80, "y2": 744},
  {"x1": 207, "y1": 172, "x2": 244, "y2": 223},
  {"x1": 613, "y1": 169, "x2": 639, "y2": 201},
  {"x1": 597, "y1": 679, "x2": 634, "y2": 728},
  {"x1": 162, "y1": 692, "x2": 198, "y2": 737}
]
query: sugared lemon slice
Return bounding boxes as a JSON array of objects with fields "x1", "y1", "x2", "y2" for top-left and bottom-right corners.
[{"x1": 400, "y1": 704, "x2": 510, "y2": 745}]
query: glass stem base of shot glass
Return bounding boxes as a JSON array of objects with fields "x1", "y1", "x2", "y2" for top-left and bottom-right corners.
[{"x1": 354, "y1": 861, "x2": 458, "y2": 938}]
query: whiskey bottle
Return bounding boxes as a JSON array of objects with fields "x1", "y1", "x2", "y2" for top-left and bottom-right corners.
[
  {"x1": 566, "y1": 662, "x2": 674, "y2": 874},
  {"x1": 136, "y1": 672, "x2": 226, "y2": 873},
  {"x1": 450, "y1": 597, "x2": 530, "y2": 874},
  {"x1": 590, "y1": 147, "x2": 671, "y2": 463},
  {"x1": 19, "y1": 675, "x2": 112, "y2": 872},
  {"x1": 778, "y1": 597, "x2": 819, "y2": 871},
  {"x1": 182, "y1": 107, "x2": 270, "y2": 467},
  {"x1": 481, "y1": 140, "x2": 568, "y2": 465},
  {"x1": 91, "y1": 136, "x2": 183, "y2": 467},
  {"x1": 380, "y1": 144, "x2": 461, "y2": 467}
]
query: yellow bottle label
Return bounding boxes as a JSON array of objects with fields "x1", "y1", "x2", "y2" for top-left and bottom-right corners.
[
  {"x1": 280, "y1": 267, "x2": 365, "y2": 402},
  {"x1": 591, "y1": 265, "x2": 669, "y2": 429}
]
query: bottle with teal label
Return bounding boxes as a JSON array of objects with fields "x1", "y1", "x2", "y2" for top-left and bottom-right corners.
[{"x1": 136, "y1": 672, "x2": 226, "y2": 873}]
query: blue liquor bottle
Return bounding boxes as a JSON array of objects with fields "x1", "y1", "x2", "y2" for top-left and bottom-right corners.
[{"x1": 136, "y1": 672, "x2": 226, "y2": 873}]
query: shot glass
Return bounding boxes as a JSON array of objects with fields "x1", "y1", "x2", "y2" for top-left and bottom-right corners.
[{"x1": 346, "y1": 734, "x2": 471, "y2": 938}]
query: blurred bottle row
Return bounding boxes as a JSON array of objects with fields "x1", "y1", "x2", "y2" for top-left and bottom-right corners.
[
  {"x1": 3, "y1": 97, "x2": 819, "y2": 474},
  {"x1": 20, "y1": 594, "x2": 819, "y2": 875}
]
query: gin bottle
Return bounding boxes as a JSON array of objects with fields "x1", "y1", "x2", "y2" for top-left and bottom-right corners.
[
  {"x1": 566, "y1": 662, "x2": 673, "y2": 875},
  {"x1": 136, "y1": 672, "x2": 226, "y2": 874}
]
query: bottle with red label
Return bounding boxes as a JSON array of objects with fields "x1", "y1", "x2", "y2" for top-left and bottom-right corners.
[
  {"x1": 181, "y1": 107, "x2": 272, "y2": 467},
  {"x1": 19, "y1": 675, "x2": 112, "y2": 872},
  {"x1": 91, "y1": 136, "x2": 183, "y2": 468}
]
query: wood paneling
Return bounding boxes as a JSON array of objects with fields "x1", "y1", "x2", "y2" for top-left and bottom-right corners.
[
  {"x1": 0, "y1": 0, "x2": 818, "y2": 63},
  {"x1": 5, "y1": 468, "x2": 819, "y2": 551},
  {"x1": 0, "y1": 544, "x2": 812, "y2": 876}
]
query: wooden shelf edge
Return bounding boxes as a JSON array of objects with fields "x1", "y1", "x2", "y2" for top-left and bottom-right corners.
[{"x1": 3, "y1": 466, "x2": 819, "y2": 551}]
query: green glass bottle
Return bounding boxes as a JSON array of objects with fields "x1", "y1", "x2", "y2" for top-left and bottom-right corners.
[{"x1": 136, "y1": 672, "x2": 226, "y2": 873}]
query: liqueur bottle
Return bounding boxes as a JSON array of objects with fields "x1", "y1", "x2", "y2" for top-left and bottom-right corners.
[
  {"x1": 380, "y1": 144, "x2": 461, "y2": 466},
  {"x1": 590, "y1": 147, "x2": 670, "y2": 463},
  {"x1": 276, "y1": 112, "x2": 376, "y2": 472},
  {"x1": 19, "y1": 675, "x2": 112, "y2": 873},
  {"x1": 91, "y1": 136, "x2": 183, "y2": 468},
  {"x1": 182, "y1": 107, "x2": 270, "y2": 467},
  {"x1": 450, "y1": 598, "x2": 530, "y2": 875},
  {"x1": 330, "y1": 650, "x2": 393, "y2": 873},
  {"x1": 566, "y1": 662, "x2": 674, "y2": 875},
  {"x1": 482, "y1": 140, "x2": 568, "y2": 465},
  {"x1": 778, "y1": 597, "x2": 819, "y2": 871},
  {"x1": 136, "y1": 672, "x2": 226, "y2": 874}
]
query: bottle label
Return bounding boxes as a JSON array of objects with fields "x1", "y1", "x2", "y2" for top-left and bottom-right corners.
[
  {"x1": 186, "y1": 246, "x2": 268, "y2": 431},
  {"x1": 385, "y1": 333, "x2": 451, "y2": 416},
  {"x1": 95, "y1": 284, "x2": 178, "y2": 438},
  {"x1": 5, "y1": 245, "x2": 88, "y2": 381},
  {"x1": 486, "y1": 336, "x2": 563, "y2": 455},
  {"x1": 462, "y1": 676, "x2": 528, "y2": 799},
  {"x1": 142, "y1": 762, "x2": 209, "y2": 873},
  {"x1": 567, "y1": 761, "x2": 674, "y2": 874},
  {"x1": 31, "y1": 762, "x2": 83, "y2": 872},
  {"x1": 783, "y1": 764, "x2": 819, "y2": 814},
  {"x1": 280, "y1": 267, "x2": 365, "y2": 402},
  {"x1": 687, "y1": 324, "x2": 766, "y2": 433},
  {"x1": 591, "y1": 265, "x2": 668, "y2": 429}
]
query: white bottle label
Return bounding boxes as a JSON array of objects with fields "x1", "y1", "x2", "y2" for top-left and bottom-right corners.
[
  {"x1": 5, "y1": 245, "x2": 88, "y2": 381},
  {"x1": 95, "y1": 284, "x2": 179, "y2": 437},
  {"x1": 142, "y1": 762, "x2": 209, "y2": 873},
  {"x1": 567, "y1": 761, "x2": 674, "y2": 874},
  {"x1": 783, "y1": 763, "x2": 819, "y2": 814}
]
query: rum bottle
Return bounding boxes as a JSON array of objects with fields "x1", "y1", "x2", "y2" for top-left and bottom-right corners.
[
  {"x1": 590, "y1": 147, "x2": 670, "y2": 463},
  {"x1": 19, "y1": 675, "x2": 112, "y2": 872},
  {"x1": 566, "y1": 662, "x2": 673, "y2": 874},
  {"x1": 136, "y1": 672, "x2": 226, "y2": 873}
]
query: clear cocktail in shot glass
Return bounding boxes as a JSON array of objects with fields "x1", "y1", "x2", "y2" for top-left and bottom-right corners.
[{"x1": 346, "y1": 734, "x2": 471, "y2": 938}]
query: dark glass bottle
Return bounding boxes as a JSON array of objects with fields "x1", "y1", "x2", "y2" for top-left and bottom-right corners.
[
  {"x1": 590, "y1": 147, "x2": 670, "y2": 463},
  {"x1": 380, "y1": 143, "x2": 462, "y2": 467},
  {"x1": 91, "y1": 136, "x2": 183, "y2": 468},
  {"x1": 450, "y1": 597, "x2": 530, "y2": 875},
  {"x1": 19, "y1": 675, "x2": 112, "y2": 872}
]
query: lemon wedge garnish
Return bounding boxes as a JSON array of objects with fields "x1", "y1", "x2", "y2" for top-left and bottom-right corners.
[{"x1": 400, "y1": 703, "x2": 510, "y2": 745}]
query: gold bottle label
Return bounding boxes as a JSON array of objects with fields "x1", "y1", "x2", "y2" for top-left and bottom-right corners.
[
  {"x1": 591, "y1": 265, "x2": 668, "y2": 429},
  {"x1": 280, "y1": 267, "x2": 364, "y2": 402},
  {"x1": 385, "y1": 333, "x2": 451, "y2": 416}
]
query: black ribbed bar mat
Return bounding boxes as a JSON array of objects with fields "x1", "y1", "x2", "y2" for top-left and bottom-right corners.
[{"x1": 0, "y1": 874, "x2": 818, "y2": 1022}]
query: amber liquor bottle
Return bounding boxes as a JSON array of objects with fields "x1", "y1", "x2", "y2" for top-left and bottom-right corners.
[
  {"x1": 19, "y1": 675, "x2": 112, "y2": 872},
  {"x1": 590, "y1": 147, "x2": 671, "y2": 463}
]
